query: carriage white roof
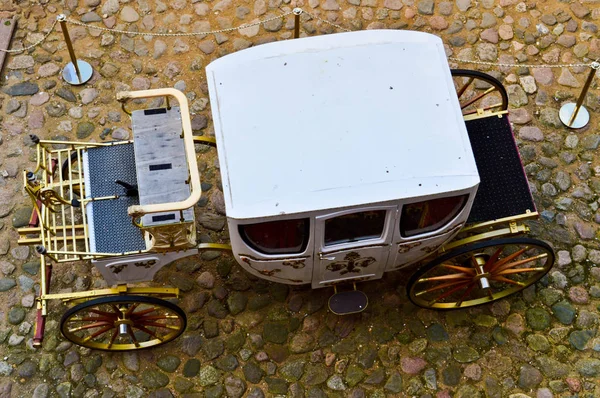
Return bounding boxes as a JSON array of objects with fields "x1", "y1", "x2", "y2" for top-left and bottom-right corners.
[{"x1": 206, "y1": 30, "x2": 479, "y2": 220}]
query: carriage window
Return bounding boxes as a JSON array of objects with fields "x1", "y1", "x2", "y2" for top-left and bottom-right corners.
[
  {"x1": 239, "y1": 219, "x2": 309, "y2": 255},
  {"x1": 401, "y1": 195, "x2": 468, "y2": 237},
  {"x1": 324, "y1": 210, "x2": 387, "y2": 246}
]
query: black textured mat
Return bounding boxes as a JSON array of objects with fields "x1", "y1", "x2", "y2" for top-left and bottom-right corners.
[
  {"x1": 87, "y1": 144, "x2": 146, "y2": 253},
  {"x1": 328, "y1": 290, "x2": 368, "y2": 315},
  {"x1": 466, "y1": 114, "x2": 535, "y2": 224}
]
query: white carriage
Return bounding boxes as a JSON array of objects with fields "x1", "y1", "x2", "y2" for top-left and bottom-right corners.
[{"x1": 17, "y1": 30, "x2": 554, "y2": 351}]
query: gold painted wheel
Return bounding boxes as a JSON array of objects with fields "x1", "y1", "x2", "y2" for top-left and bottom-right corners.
[
  {"x1": 407, "y1": 238, "x2": 554, "y2": 310},
  {"x1": 60, "y1": 295, "x2": 186, "y2": 351},
  {"x1": 451, "y1": 69, "x2": 509, "y2": 116}
]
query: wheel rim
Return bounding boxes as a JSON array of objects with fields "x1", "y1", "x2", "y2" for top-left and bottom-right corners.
[
  {"x1": 451, "y1": 69, "x2": 509, "y2": 116},
  {"x1": 407, "y1": 238, "x2": 554, "y2": 309},
  {"x1": 61, "y1": 295, "x2": 186, "y2": 351}
]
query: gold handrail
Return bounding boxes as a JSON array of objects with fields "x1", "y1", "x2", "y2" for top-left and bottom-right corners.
[{"x1": 116, "y1": 88, "x2": 202, "y2": 219}]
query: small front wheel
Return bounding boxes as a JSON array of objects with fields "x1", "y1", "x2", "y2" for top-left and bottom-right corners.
[
  {"x1": 407, "y1": 238, "x2": 554, "y2": 310},
  {"x1": 61, "y1": 295, "x2": 186, "y2": 351}
]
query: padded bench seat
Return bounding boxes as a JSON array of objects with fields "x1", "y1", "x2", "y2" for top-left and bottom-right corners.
[{"x1": 131, "y1": 106, "x2": 194, "y2": 227}]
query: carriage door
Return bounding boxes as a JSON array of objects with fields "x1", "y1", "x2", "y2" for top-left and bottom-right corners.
[{"x1": 313, "y1": 207, "x2": 395, "y2": 288}]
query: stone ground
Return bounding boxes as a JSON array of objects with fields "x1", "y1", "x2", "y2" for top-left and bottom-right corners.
[{"x1": 1, "y1": 0, "x2": 600, "y2": 397}]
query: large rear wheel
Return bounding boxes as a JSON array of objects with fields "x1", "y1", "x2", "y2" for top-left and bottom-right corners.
[
  {"x1": 407, "y1": 238, "x2": 554, "y2": 310},
  {"x1": 451, "y1": 69, "x2": 509, "y2": 116}
]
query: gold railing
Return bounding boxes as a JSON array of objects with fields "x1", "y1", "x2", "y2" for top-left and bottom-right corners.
[
  {"x1": 442, "y1": 211, "x2": 538, "y2": 252},
  {"x1": 18, "y1": 140, "x2": 137, "y2": 262},
  {"x1": 116, "y1": 88, "x2": 202, "y2": 222}
]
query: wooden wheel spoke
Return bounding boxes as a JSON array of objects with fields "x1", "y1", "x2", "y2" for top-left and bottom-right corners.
[
  {"x1": 460, "y1": 88, "x2": 496, "y2": 109},
  {"x1": 487, "y1": 248, "x2": 527, "y2": 274},
  {"x1": 415, "y1": 278, "x2": 477, "y2": 296},
  {"x1": 131, "y1": 307, "x2": 158, "y2": 318},
  {"x1": 127, "y1": 327, "x2": 140, "y2": 347},
  {"x1": 133, "y1": 324, "x2": 164, "y2": 341},
  {"x1": 456, "y1": 77, "x2": 475, "y2": 97},
  {"x1": 82, "y1": 325, "x2": 114, "y2": 342},
  {"x1": 462, "y1": 102, "x2": 504, "y2": 115},
  {"x1": 67, "y1": 316, "x2": 114, "y2": 322},
  {"x1": 428, "y1": 280, "x2": 473, "y2": 304},
  {"x1": 125, "y1": 303, "x2": 140, "y2": 317},
  {"x1": 483, "y1": 247, "x2": 503, "y2": 272},
  {"x1": 107, "y1": 329, "x2": 118, "y2": 349},
  {"x1": 489, "y1": 275, "x2": 525, "y2": 286},
  {"x1": 455, "y1": 282, "x2": 477, "y2": 307},
  {"x1": 492, "y1": 253, "x2": 548, "y2": 274},
  {"x1": 495, "y1": 267, "x2": 546, "y2": 276},
  {"x1": 440, "y1": 263, "x2": 476, "y2": 274},
  {"x1": 135, "y1": 315, "x2": 180, "y2": 321},
  {"x1": 90, "y1": 309, "x2": 117, "y2": 317},
  {"x1": 482, "y1": 102, "x2": 503, "y2": 110},
  {"x1": 135, "y1": 321, "x2": 180, "y2": 330},
  {"x1": 418, "y1": 273, "x2": 472, "y2": 283},
  {"x1": 68, "y1": 321, "x2": 113, "y2": 333}
]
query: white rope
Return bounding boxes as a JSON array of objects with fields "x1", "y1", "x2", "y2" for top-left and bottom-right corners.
[
  {"x1": 1, "y1": 9, "x2": 598, "y2": 71},
  {"x1": 65, "y1": 11, "x2": 294, "y2": 37},
  {"x1": 448, "y1": 57, "x2": 599, "y2": 69},
  {"x1": 302, "y1": 10, "x2": 352, "y2": 33},
  {"x1": 0, "y1": 19, "x2": 58, "y2": 53}
]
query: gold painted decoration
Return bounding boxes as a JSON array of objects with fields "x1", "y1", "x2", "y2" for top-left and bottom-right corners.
[
  {"x1": 282, "y1": 259, "x2": 306, "y2": 269},
  {"x1": 146, "y1": 222, "x2": 195, "y2": 251},
  {"x1": 326, "y1": 252, "x2": 376, "y2": 275}
]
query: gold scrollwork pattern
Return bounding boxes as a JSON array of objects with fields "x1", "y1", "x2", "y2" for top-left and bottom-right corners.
[
  {"x1": 282, "y1": 259, "x2": 306, "y2": 269},
  {"x1": 397, "y1": 241, "x2": 422, "y2": 253},
  {"x1": 326, "y1": 252, "x2": 376, "y2": 275},
  {"x1": 134, "y1": 259, "x2": 157, "y2": 268},
  {"x1": 240, "y1": 256, "x2": 304, "y2": 283},
  {"x1": 146, "y1": 222, "x2": 195, "y2": 251},
  {"x1": 109, "y1": 264, "x2": 127, "y2": 274}
]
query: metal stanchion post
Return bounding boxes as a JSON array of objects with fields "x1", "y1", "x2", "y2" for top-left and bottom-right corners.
[
  {"x1": 293, "y1": 8, "x2": 302, "y2": 39},
  {"x1": 559, "y1": 61, "x2": 599, "y2": 129},
  {"x1": 57, "y1": 14, "x2": 93, "y2": 86}
]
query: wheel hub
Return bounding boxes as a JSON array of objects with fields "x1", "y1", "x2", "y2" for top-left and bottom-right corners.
[
  {"x1": 116, "y1": 306, "x2": 132, "y2": 337},
  {"x1": 472, "y1": 255, "x2": 490, "y2": 289}
]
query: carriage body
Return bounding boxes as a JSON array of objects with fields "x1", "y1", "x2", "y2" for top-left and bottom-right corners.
[{"x1": 207, "y1": 30, "x2": 479, "y2": 288}]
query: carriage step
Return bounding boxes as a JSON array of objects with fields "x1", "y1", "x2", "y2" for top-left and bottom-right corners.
[{"x1": 328, "y1": 289, "x2": 368, "y2": 315}]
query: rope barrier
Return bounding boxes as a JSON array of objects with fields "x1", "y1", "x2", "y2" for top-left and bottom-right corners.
[
  {"x1": 303, "y1": 10, "x2": 352, "y2": 33},
  {"x1": 64, "y1": 11, "x2": 294, "y2": 37},
  {"x1": 0, "y1": 8, "x2": 598, "y2": 72},
  {"x1": 448, "y1": 57, "x2": 599, "y2": 70},
  {"x1": 0, "y1": 19, "x2": 58, "y2": 53}
]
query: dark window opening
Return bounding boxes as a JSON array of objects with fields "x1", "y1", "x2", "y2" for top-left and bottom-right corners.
[
  {"x1": 324, "y1": 210, "x2": 387, "y2": 247},
  {"x1": 240, "y1": 218, "x2": 309, "y2": 255},
  {"x1": 401, "y1": 194, "x2": 468, "y2": 237}
]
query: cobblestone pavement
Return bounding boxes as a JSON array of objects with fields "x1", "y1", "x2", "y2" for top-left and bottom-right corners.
[{"x1": 1, "y1": 0, "x2": 600, "y2": 397}]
